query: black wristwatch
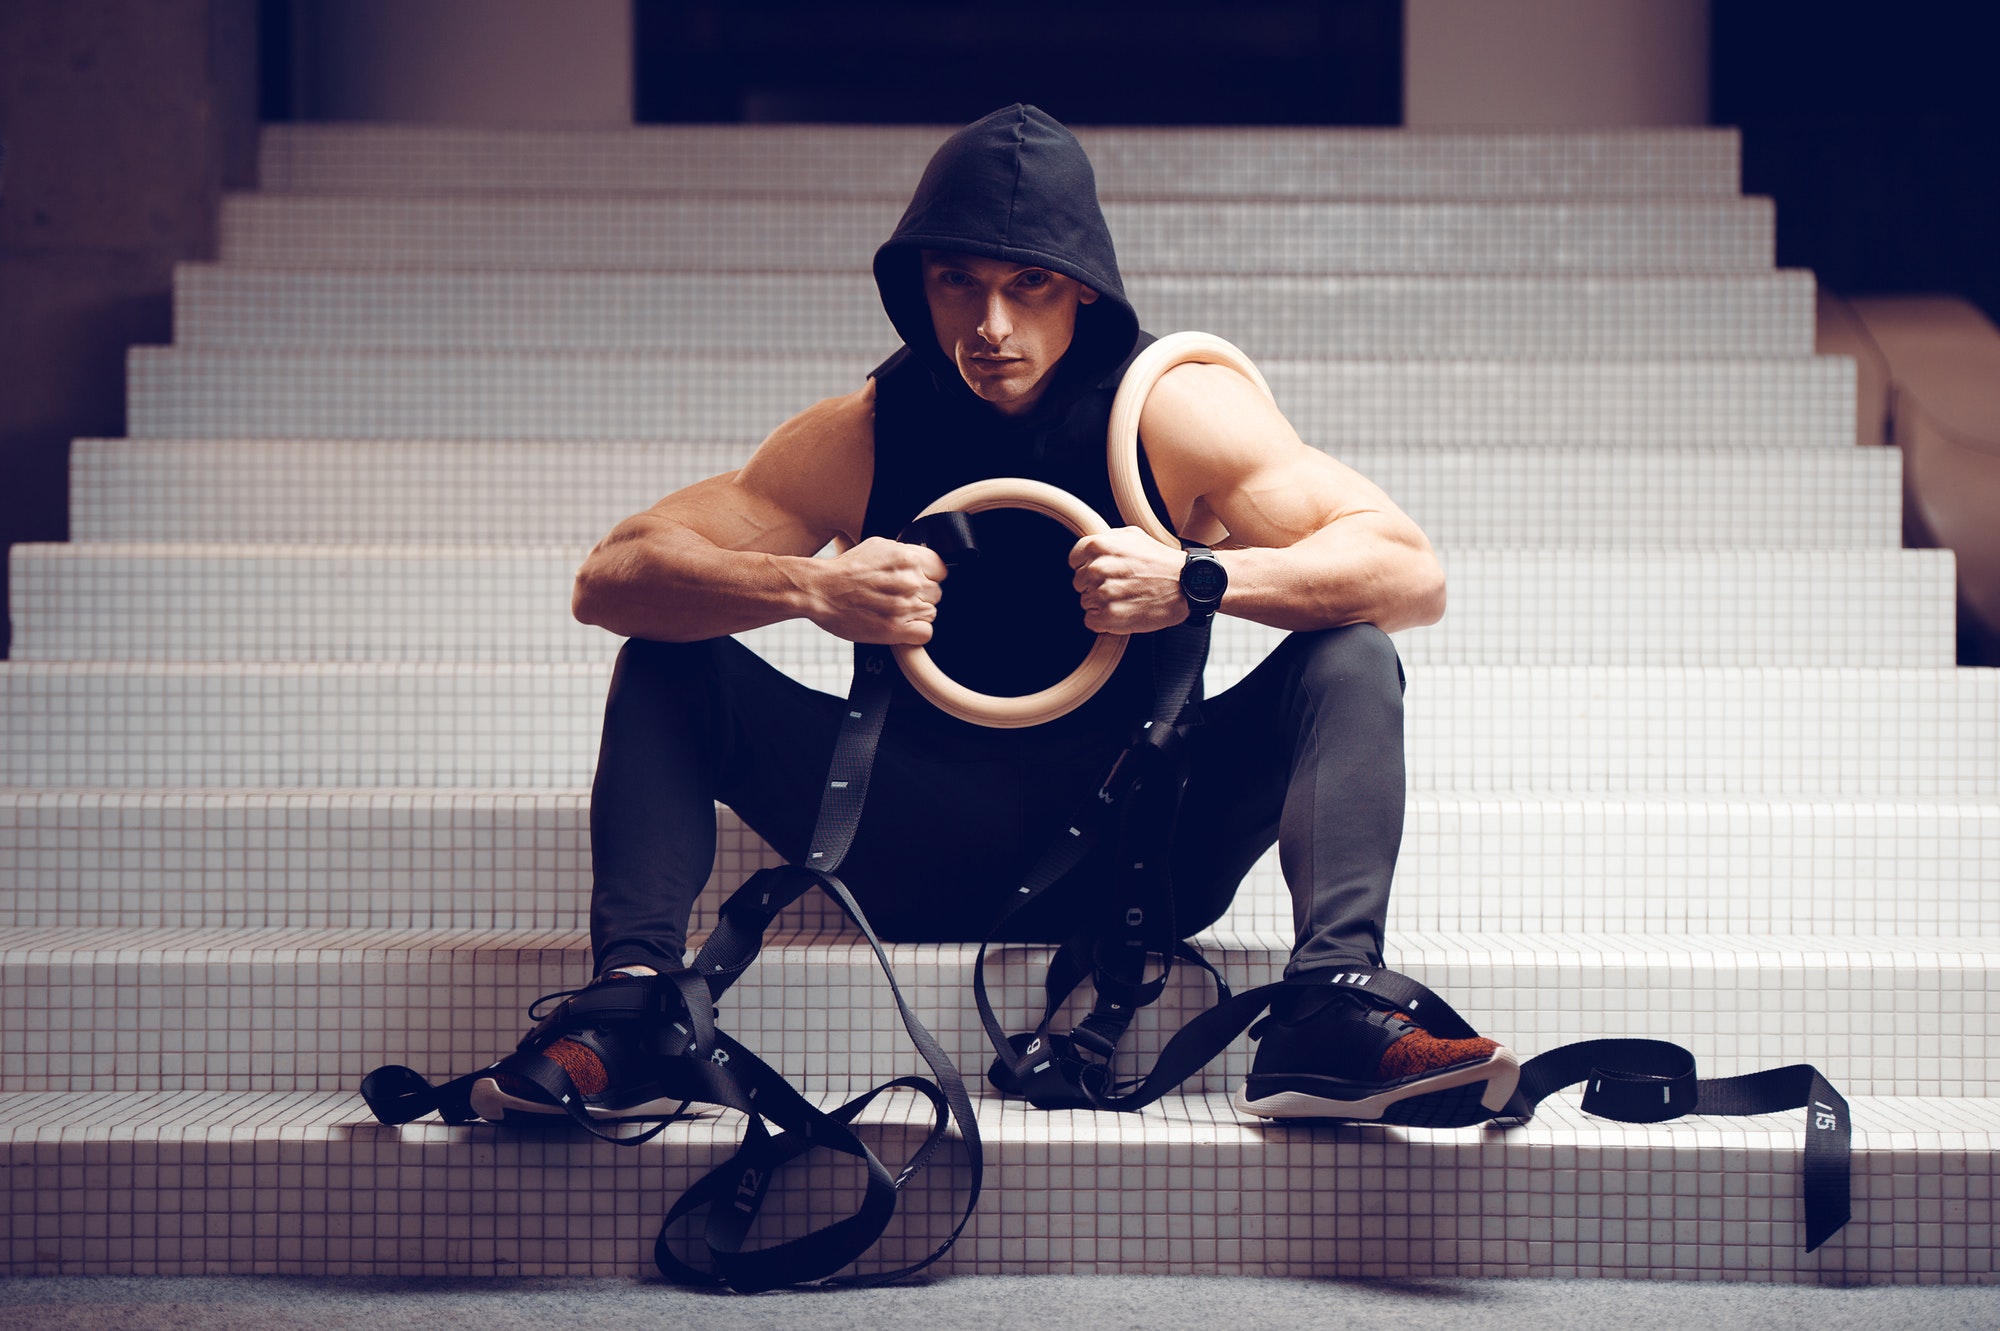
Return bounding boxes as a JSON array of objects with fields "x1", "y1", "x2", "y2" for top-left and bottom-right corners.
[{"x1": 1179, "y1": 544, "x2": 1228, "y2": 619}]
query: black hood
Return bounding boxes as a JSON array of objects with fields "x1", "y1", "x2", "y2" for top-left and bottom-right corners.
[{"x1": 873, "y1": 104, "x2": 1140, "y2": 403}]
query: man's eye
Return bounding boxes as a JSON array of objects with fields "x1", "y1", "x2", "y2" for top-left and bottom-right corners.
[
  {"x1": 938, "y1": 271, "x2": 972, "y2": 287},
  {"x1": 1018, "y1": 272, "x2": 1052, "y2": 289}
]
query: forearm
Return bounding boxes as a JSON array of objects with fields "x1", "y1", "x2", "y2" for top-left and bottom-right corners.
[
  {"x1": 1215, "y1": 519, "x2": 1445, "y2": 636},
  {"x1": 572, "y1": 526, "x2": 826, "y2": 642},
  {"x1": 1072, "y1": 517, "x2": 1445, "y2": 637}
]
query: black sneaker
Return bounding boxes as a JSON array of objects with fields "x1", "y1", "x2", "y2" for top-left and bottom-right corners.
[
  {"x1": 469, "y1": 972, "x2": 702, "y2": 1123},
  {"x1": 1233, "y1": 986, "x2": 1521, "y2": 1129}
]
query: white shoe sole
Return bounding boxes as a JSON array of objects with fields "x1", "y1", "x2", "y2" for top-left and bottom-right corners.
[
  {"x1": 467, "y1": 1076, "x2": 694, "y2": 1124},
  {"x1": 1232, "y1": 1045, "x2": 1522, "y2": 1123}
]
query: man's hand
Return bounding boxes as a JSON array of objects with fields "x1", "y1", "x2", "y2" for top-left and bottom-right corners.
[
  {"x1": 808, "y1": 537, "x2": 949, "y2": 645},
  {"x1": 1069, "y1": 527, "x2": 1192, "y2": 634}
]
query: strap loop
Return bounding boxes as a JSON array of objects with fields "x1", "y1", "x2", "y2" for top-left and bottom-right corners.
[
  {"x1": 648, "y1": 640, "x2": 983, "y2": 1289},
  {"x1": 1096, "y1": 718, "x2": 1185, "y2": 805}
]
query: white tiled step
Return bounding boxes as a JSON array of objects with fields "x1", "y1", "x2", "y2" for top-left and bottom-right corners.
[
  {"x1": 217, "y1": 196, "x2": 1777, "y2": 275},
  {"x1": 126, "y1": 350, "x2": 1855, "y2": 448},
  {"x1": 2, "y1": 665, "x2": 1994, "y2": 795},
  {"x1": 8, "y1": 546, "x2": 1955, "y2": 669},
  {"x1": 71, "y1": 440, "x2": 1905, "y2": 551},
  {"x1": 1391, "y1": 796, "x2": 2000, "y2": 937},
  {"x1": 257, "y1": 123, "x2": 1746, "y2": 198},
  {"x1": 5, "y1": 790, "x2": 1994, "y2": 940},
  {"x1": 0, "y1": 787, "x2": 608, "y2": 933},
  {"x1": 4, "y1": 926, "x2": 1995, "y2": 1100},
  {"x1": 172, "y1": 268, "x2": 1818, "y2": 359},
  {"x1": 2, "y1": 1086, "x2": 1989, "y2": 1282}
]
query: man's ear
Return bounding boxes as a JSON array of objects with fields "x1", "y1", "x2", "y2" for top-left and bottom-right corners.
[{"x1": 1079, "y1": 285, "x2": 1100, "y2": 305}]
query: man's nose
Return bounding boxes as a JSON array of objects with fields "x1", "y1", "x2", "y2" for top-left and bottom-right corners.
[{"x1": 976, "y1": 292, "x2": 1011, "y2": 344}]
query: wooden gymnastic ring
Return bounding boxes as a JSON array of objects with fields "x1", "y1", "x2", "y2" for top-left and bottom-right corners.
[
  {"x1": 1107, "y1": 330, "x2": 1277, "y2": 547},
  {"x1": 893, "y1": 477, "x2": 1129, "y2": 730}
]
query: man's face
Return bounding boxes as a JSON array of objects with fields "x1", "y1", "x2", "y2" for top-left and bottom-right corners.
[{"x1": 921, "y1": 251, "x2": 1099, "y2": 416}]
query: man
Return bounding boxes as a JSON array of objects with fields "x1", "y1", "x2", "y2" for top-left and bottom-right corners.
[{"x1": 486, "y1": 104, "x2": 1520, "y2": 1126}]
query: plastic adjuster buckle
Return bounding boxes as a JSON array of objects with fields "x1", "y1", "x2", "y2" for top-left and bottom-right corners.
[
  {"x1": 1096, "y1": 719, "x2": 1182, "y2": 805},
  {"x1": 1067, "y1": 1021, "x2": 1120, "y2": 1065}
]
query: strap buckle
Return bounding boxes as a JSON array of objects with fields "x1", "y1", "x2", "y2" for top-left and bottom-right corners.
[
  {"x1": 1066, "y1": 1017, "x2": 1122, "y2": 1065},
  {"x1": 1096, "y1": 719, "x2": 1183, "y2": 804}
]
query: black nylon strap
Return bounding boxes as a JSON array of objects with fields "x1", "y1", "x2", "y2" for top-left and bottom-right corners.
[
  {"x1": 986, "y1": 937, "x2": 1228, "y2": 1109},
  {"x1": 1504, "y1": 1039, "x2": 1851, "y2": 1252},
  {"x1": 1015, "y1": 964, "x2": 1851, "y2": 1254},
  {"x1": 1147, "y1": 969, "x2": 1850, "y2": 1252},
  {"x1": 358, "y1": 970, "x2": 720, "y2": 1137},
  {"x1": 971, "y1": 823, "x2": 1104, "y2": 1082},
  {"x1": 790, "y1": 864, "x2": 985, "y2": 1284},
  {"x1": 800, "y1": 644, "x2": 896, "y2": 875},
  {"x1": 966, "y1": 615, "x2": 1854, "y2": 1255},
  {"x1": 370, "y1": 493, "x2": 1853, "y2": 1263},
  {"x1": 367, "y1": 635, "x2": 982, "y2": 1292},
  {"x1": 359, "y1": 1061, "x2": 485, "y2": 1127},
  {"x1": 1146, "y1": 612, "x2": 1212, "y2": 727},
  {"x1": 686, "y1": 866, "x2": 817, "y2": 998},
  {"x1": 651, "y1": 640, "x2": 983, "y2": 1290},
  {"x1": 975, "y1": 611, "x2": 1213, "y2": 1108},
  {"x1": 651, "y1": 1033, "x2": 949, "y2": 1292},
  {"x1": 899, "y1": 510, "x2": 981, "y2": 565}
]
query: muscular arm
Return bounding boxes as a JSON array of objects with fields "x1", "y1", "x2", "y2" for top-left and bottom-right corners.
[
  {"x1": 1071, "y1": 361, "x2": 1446, "y2": 636},
  {"x1": 571, "y1": 382, "x2": 949, "y2": 644}
]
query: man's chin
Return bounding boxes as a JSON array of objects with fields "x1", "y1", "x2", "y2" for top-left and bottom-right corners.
[{"x1": 960, "y1": 368, "x2": 1049, "y2": 415}]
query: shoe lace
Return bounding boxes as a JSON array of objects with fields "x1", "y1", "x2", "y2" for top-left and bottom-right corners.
[
  {"x1": 527, "y1": 985, "x2": 589, "y2": 1021},
  {"x1": 518, "y1": 981, "x2": 698, "y2": 1147}
]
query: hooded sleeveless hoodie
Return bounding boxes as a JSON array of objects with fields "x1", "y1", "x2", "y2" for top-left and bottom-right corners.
[{"x1": 866, "y1": 104, "x2": 1162, "y2": 745}]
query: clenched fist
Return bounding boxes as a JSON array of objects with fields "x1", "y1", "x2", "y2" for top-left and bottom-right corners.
[
  {"x1": 810, "y1": 537, "x2": 949, "y2": 645},
  {"x1": 1068, "y1": 527, "x2": 1190, "y2": 634}
]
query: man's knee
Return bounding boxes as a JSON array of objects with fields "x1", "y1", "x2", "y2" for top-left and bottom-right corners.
[
  {"x1": 1292, "y1": 622, "x2": 1405, "y2": 701},
  {"x1": 616, "y1": 634, "x2": 716, "y2": 670},
  {"x1": 611, "y1": 635, "x2": 730, "y2": 689},
  {"x1": 602, "y1": 637, "x2": 743, "y2": 730}
]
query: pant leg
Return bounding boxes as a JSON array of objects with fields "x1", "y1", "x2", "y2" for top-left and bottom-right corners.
[
  {"x1": 588, "y1": 635, "x2": 1125, "y2": 972},
  {"x1": 1170, "y1": 623, "x2": 1407, "y2": 975},
  {"x1": 589, "y1": 636, "x2": 844, "y2": 974}
]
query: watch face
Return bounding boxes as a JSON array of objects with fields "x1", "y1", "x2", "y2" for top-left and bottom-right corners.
[{"x1": 1182, "y1": 555, "x2": 1228, "y2": 604}]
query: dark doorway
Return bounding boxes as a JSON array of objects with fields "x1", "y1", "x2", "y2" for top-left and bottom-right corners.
[
  {"x1": 1712, "y1": 0, "x2": 2000, "y2": 326},
  {"x1": 635, "y1": 1, "x2": 1402, "y2": 126}
]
